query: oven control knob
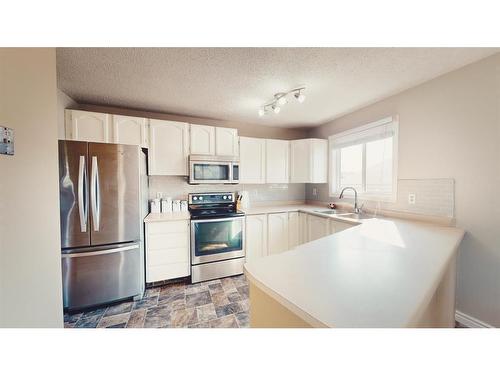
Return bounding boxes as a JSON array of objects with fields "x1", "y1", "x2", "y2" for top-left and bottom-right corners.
[
  {"x1": 193, "y1": 197, "x2": 198, "y2": 201},
  {"x1": 223, "y1": 195, "x2": 227, "y2": 200},
  {"x1": 199, "y1": 197, "x2": 203, "y2": 200}
]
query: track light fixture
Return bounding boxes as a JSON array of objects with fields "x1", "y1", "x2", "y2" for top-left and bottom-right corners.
[{"x1": 258, "y1": 86, "x2": 306, "y2": 117}]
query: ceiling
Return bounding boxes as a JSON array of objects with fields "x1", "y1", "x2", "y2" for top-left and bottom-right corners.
[{"x1": 56, "y1": 48, "x2": 497, "y2": 128}]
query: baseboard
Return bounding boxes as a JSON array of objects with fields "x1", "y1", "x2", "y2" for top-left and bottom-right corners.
[{"x1": 455, "y1": 310, "x2": 494, "y2": 328}]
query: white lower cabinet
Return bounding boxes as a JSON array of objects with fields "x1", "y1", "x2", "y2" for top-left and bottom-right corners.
[
  {"x1": 268, "y1": 212, "x2": 289, "y2": 255},
  {"x1": 245, "y1": 214, "x2": 268, "y2": 262},
  {"x1": 288, "y1": 211, "x2": 300, "y2": 249},
  {"x1": 244, "y1": 211, "x2": 357, "y2": 261},
  {"x1": 308, "y1": 215, "x2": 330, "y2": 242},
  {"x1": 299, "y1": 212, "x2": 309, "y2": 244},
  {"x1": 145, "y1": 220, "x2": 190, "y2": 282}
]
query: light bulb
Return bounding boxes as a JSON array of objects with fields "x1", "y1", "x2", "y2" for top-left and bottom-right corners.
[
  {"x1": 258, "y1": 108, "x2": 265, "y2": 117},
  {"x1": 294, "y1": 91, "x2": 306, "y2": 103},
  {"x1": 277, "y1": 96, "x2": 287, "y2": 106},
  {"x1": 272, "y1": 105, "x2": 281, "y2": 114}
]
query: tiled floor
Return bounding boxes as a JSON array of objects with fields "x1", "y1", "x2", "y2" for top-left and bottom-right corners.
[{"x1": 64, "y1": 274, "x2": 249, "y2": 328}]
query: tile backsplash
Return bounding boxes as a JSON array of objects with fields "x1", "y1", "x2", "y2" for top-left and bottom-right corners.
[
  {"x1": 306, "y1": 178, "x2": 455, "y2": 218},
  {"x1": 149, "y1": 176, "x2": 306, "y2": 203}
]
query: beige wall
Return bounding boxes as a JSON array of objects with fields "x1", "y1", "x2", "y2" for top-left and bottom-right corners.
[
  {"x1": 308, "y1": 53, "x2": 500, "y2": 326},
  {"x1": 0, "y1": 48, "x2": 63, "y2": 327},
  {"x1": 74, "y1": 103, "x2": 309, "y2": 140}
]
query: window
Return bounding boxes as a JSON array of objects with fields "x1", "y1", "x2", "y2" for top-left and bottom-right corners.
[{"x1": 329, "y1": 116, "x2": 398, "y2": 201}]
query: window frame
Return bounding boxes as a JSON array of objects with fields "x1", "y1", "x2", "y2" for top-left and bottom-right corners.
[{"x1": 329, "y1": 116, "x2": 399, "y2": 202}]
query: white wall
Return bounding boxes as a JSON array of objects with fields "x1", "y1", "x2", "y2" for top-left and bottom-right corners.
[
  {"x1": 309, "y1": 53, "x2": 500, "y2": 326},
  {"x1": 0, "y1": 48, "x2": 63, "y2": 327}
]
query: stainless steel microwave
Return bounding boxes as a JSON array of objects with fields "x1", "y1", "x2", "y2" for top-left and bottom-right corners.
[{"x1": 189, "y1": 155, "x2": 239, "y2": 184}]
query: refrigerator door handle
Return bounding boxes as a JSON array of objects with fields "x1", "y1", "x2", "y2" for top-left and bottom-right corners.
[
  {"x1": 77, "y1": 155, "x2": 88, "y2": 232},
  {"x1": 61, "y1": 244, "x2": 139, "y2": 258},
  {"x1": 91, "y1": 156, "x2": 101, "y2": 231}
]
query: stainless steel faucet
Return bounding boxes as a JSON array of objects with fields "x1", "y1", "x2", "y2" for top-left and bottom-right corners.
[{"x1": 339, "y1": 187, "x2": 362, "y2": 214}]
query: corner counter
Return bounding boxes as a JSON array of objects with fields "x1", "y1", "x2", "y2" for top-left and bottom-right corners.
[{"x1": 244, "y1": 216, "x2": 464, "y2": 328}]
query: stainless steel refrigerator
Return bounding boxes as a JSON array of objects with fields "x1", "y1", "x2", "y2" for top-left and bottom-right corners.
[{"x1": 58, "y1": 140, "x2": 146, "y2": 310}]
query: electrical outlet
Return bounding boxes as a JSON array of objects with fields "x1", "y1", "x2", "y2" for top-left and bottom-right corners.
[
  {"x1": 312, "y1": 188, "x2": 317, "y2": 196},
  {"x1": 408, "y1": 193, "x2": 416, "y2": 205}
]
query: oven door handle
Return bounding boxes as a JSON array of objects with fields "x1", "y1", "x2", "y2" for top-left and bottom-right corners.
[{"x1": 191, "y1": 216, "x2": 245, "y2": 224}]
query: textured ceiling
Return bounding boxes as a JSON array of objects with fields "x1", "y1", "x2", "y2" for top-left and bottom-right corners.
[{"x1": 56, "y1": 48, "x2": 497, "y2": 128}]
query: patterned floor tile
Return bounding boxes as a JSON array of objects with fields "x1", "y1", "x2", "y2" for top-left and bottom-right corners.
[
  {"x1": 133, "y1": 295, "x2": 158, "y2": 310},
  {"x1": 66, "y1": 274, "x2": 249, "y2": 329},
  {"x1": 210, "y1": 292, "x2": 230, "y2": 307},
  {"x1": 169, "y1": 308, "x2": 198, "y2": 327},
  {"x1": 126, "y1": 309, "x2": 147, "y2": 328},
  {"x1": 196, "y1": 303, "x2": 217, "y2": 322},
  {"x1": 209, "y1": 314, "x2": 239, "y2": 328},
  {"x1": 143, "y1": 305, "x2": 172, "y2": 328},
  {"x1": 98, "y1": 313, "x2": 130, "y2": 328},
  {"x1": 104, "y1": 301, "x2": 133, "y2": 317},
  {"x1": 185, "y1": 290, "x2": 212, "y2": 308},
  {"x1": 215, "y1": 302, "x2": 243, "y2": 318},
  {"x1": 235, "y1": 311, "x2": 250, "y2": 328}
]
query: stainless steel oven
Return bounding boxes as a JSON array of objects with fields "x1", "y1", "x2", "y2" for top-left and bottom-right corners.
[
  {"x1": 189, "y1": 155, "x2": 239, "y2": 184},
  {"x1": 189, "y1": 192, "x2": 245, "y2": 283}
]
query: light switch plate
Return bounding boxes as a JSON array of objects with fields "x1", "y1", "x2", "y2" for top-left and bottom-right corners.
[
  {"x1": 408, "y1": 193, "x2": 416, "y2": 205},
  {"x1": 0, "y1": 126, "x2": 14, "y2": 156}
]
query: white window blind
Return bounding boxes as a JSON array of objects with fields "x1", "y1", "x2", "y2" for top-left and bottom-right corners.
[{"x1": 329, "y1": 116, "x2": 399, "y2": 201}]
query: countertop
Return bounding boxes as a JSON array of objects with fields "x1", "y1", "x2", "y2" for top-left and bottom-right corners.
[
  {"x1": 244, "y1": 210, "x2": 465, "y2": 328},
  {"x1": 144, "y1": 211, "x2": 190, "y2": 222}
]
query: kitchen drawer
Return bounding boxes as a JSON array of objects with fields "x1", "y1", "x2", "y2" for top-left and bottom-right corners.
[
  {"x1": 147, "y1": 247, "x2": 189, "y2": 266},
  {"x1": 146, "y1": 262, "x2": 190, "y2": 283},
  {"x1": 147, "y1": 220, "x2": 188, "y2": 235},
  {"x1": 147, "y1": 232, "x2": 188, "y2": 251}
]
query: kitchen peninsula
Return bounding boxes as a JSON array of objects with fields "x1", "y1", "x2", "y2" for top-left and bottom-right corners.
[{"x1": 244, "y1": 214, "x2": 465, "y2": 328}]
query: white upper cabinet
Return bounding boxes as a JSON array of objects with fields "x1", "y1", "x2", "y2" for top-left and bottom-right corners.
[
  {"x1": 190, "y1": 124, "x2": 216, "y2": 155},
  {"x1": 288, "y1": 211, "x2": 300, "y2": 250},
  {"x1": 149, "y1": 119, "x2": 189, "y2": 176},
  {"x1": 268, "y1": 212, "x2": 289, "y2": 255},
  {"x1": 112, "y1": 114, "x2": 148, "y2": 147},
  {"x1": 265, "y1": 139, "x2": 289, "y2": 183},
  {"x1": 245, "y1": 214, "x2": 268, "y2": 262},
  {"x1": 308, "y1": 215, "x2": 330, "y2": 242},
  {"x1": 215, "y1": 127, "x2": 239, "y2": 156},
  {"x1": 239, "y1": 136, "x2": 266, "y2": 184},
  {"x1": 66, "y1": 110, "x2": 110, "y2": 143},
  {"x1": 290, "y1": 139, "x2": 328, "y2": 183}
]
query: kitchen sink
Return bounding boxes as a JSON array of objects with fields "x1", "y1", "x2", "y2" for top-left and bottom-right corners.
[{"x1": 315, "y1": 210, "x2": 340, "y2": 214}]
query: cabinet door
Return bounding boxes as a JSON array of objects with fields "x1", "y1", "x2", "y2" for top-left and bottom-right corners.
[
  {"x1": 112, "y1": 115, "x2": 148, "y2": 147},
  {"x1": 290, "y1": 139, "x2": 309, "y2": 183},
  {"x1": 308, "y1": 215, "x2": 330, "y2": 241},
  {"x1": 299, "y1": 212, "x2": 309, "y2": 244},
  {"x1": 67, "y1": 110, "x2": 110, "y2": 143},
  {"x1": 149, "y1": 119, "x2": 189, "y2": 175},
  {"x1": 215, "y1": 127, "x2": 239, "y2": 156},
  {"x1": 239, "y1": 137, "x2": 266, "y2": 184},
  {"x1": 268, "y1": 212, "x2": 288, "y2": 255},
  {"x1": 190, "y1": 124, "x2": 215, "y2": 155},
  {"x1": 288, "y1": 211, "x2": 300, "y2": 249},
  {"x1": 310, "y1": 139, "x2": 328, "y2": 183},
  {"x1": 245, "y1": 214, "x2": 268, "y2": 262},
  {"x1": 266, "y1": 139, "x2": 289, "y2": 183}
]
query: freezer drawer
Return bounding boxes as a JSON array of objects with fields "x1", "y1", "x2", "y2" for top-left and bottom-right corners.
[{"x1": 62, "y1": 243, "x2": 141, "y2": 310}]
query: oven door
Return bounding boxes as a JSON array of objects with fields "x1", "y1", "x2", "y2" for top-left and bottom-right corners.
[
  {"x1": 191, "y1": 217, "x2": 245, "y2": 265},
  {"x1": 189, "y1": 160, "x2": 231, "y2": 184}
]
